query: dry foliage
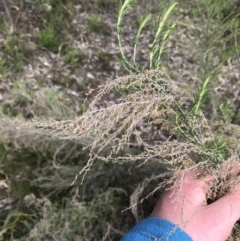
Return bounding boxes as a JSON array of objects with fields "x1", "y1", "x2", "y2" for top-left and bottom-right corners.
[{"x1": 20, "y1": 70, "x2": 240, "y2": 203}]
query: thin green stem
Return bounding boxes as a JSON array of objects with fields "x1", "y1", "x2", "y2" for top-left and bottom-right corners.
[{"x1": 133, "y1": 13, "x2": 152, "y2": 64}]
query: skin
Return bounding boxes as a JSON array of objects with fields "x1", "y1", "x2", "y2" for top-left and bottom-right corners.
[{"x1": 150, "y1": 170, "x2": 240, "y2": 241}]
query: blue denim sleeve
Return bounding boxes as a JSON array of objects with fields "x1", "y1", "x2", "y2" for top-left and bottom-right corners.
[{"x1": 119, "y1": 217, "x2": 193, "y2": 241}]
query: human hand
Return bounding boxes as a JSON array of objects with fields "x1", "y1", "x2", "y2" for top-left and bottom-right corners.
[{"x1": 150, "y1": 170, "x2": 240, "y2": 241}]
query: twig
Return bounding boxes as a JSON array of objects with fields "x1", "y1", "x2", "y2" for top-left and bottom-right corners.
[{"x1": 2, "y1": 0, "x2": 13, "y2": 33}]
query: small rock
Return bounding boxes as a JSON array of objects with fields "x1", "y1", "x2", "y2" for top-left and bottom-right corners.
[
  {"x1": 87, "y1": 73, "x2": 94, "y2": 79},
  {"x1": 39, "y1": 3, "x2": 52, "y2": 12}
]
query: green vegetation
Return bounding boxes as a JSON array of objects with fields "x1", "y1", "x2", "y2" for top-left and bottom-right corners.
[
  {"x1": 0, "y1": 0, "x2": 240, "y2": 240},
  {"x1": 88, "y1": 14, "x2": 104, "y2": 33},
  {"x1": 37, "y1": 27, "x2": 62, "y2": 53},
  {"x1": 63, "y1": 46, "x2": 86, "y2": 68},
  {"x1": 2, "y1": 32, "x2": 23, "y2": 72}
]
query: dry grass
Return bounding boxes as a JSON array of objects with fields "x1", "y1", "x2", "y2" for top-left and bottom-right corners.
[{"x1": 20, "y1": 70, "x2": 240, "y2": 204}]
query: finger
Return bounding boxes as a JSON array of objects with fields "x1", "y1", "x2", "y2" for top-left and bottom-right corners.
[
  {"x1": 172, "y1": 169, "x2": 215, "y2": 207},
  {"x1": 150, "y1": 169, "x2": 215, "y2": 223}
]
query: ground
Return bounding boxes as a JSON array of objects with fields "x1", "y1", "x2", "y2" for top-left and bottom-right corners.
[{"x1": 0, "y1": 0, "x2": 240, "y2": 240}]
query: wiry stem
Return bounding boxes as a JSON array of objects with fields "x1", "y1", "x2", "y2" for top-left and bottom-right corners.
[{"x1": 2, "y1": 0, "x2": 13, "y2": 33}]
